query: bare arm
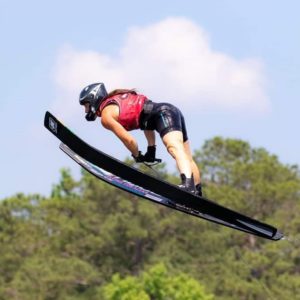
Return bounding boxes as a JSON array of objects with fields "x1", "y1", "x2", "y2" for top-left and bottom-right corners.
[{"x1": 101, "y1": 105, "x2": 139, "y2": 157}]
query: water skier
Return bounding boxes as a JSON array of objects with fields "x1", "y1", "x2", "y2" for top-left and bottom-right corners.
[{"x1": 79, "y1": 83, "x2": 202, "y2": 196}]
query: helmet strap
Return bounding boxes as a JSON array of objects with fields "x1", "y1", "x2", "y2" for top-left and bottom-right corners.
[{"x1": 85, "y1": 111, "x2": 97, "y2": 121}]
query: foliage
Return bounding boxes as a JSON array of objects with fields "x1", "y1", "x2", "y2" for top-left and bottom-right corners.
[
  {"x1": 101, "y1": 263, "x2": 214, "y2": 300},
  {"x1": 0, "y1": 137, "x2": 299, "y2": 299}
]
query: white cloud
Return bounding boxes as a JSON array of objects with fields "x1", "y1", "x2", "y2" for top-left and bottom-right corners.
[{"x1": 52, "y1": 17, "x2": 270, "y2": 119}]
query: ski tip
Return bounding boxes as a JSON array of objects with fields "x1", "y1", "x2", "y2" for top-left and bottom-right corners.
[
  {"x1": 44, "y1": 111, "x2": 60, "y2": 137},
  {"x1": 44, "y1": 111, "x2": 51, "y2": 126},
  {"x1": 273, "y1": 231, "x2": 284, "y2": 241}
]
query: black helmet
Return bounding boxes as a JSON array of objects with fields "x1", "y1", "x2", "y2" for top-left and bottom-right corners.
[{"x1": 79, "y1": 83, "x2": 108, "y2": 121}]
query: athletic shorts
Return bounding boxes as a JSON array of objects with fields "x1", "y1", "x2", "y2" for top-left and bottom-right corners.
[{"x1": 140, "y1": 102, "x2": 188, "y2": 142}]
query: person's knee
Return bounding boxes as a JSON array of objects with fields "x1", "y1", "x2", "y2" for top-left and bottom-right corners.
[
  {"x1": 167, "y1": 142, "x2": 185, "y2": 158},
  {"x1": 166, "y1": 144, "x2": 178, "y2": 158}
]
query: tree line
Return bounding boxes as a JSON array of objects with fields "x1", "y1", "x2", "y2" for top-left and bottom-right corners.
[{"x1": 0, "y1": 137, "x2": 299, "y2": 299}]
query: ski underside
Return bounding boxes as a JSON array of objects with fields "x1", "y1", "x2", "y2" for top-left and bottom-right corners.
[{"x1": 44, "y1": 111, "x2": 284, "y2": 241}]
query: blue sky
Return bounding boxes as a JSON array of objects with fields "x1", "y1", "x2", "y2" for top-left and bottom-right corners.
[{"x1": 1, "y1": 0, "x2": 299, "y2": 199}]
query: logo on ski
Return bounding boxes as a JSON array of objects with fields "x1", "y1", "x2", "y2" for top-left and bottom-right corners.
[{"x1": 49, "y1": 117, "x2": 57, "y2": 134}]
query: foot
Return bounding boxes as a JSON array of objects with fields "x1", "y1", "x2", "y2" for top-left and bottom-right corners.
[
  {"x1": 195, "y1": 183, "x2": 203, "y2": 197},
  {"x1": 178, "y1": 174, "x2": 195, "y2": 194}
]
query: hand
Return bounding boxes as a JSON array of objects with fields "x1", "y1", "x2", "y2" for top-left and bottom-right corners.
[{"x1": 132, "y1": 151, "x2": 145, "y2": 163}]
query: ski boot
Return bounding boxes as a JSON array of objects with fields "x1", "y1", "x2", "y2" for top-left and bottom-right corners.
[
  {"x1": 195, "y1": 183, "x2": 203, "y2": 197},
  {"x1": 178, "y1": 174, "x2": 196, "y2": 194}
]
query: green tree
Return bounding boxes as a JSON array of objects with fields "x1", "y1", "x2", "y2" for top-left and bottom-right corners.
[
  {"x1": 195, "y1": 137, "x2": 299, "y2": 217},
  {"x1": 51, "y1": 168, "x2": 80, "y2": 198},
  {"x1": 5, "y1": 256, "x2": 99, "y2": 300},
  {"x1": 101, "y1": 263, "x2": 214, "y2": 300},
  {"x1": 1, "y1": 137, "x2": 299, "y2": 300}
]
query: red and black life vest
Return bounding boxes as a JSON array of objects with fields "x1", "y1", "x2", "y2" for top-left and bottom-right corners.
[{"x1": 98, "y1": 92, "x2": 147, "y2": 131}]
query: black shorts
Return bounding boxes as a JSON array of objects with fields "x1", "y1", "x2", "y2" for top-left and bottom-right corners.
[{"x1": 140, "y1": 102, "x2": 188, "y2": 142}]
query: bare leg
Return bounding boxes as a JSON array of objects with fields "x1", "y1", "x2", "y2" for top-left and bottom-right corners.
[
  {"x1": 143, "y1": 130, "x2": 156, "y2": 146},
  {"x1": 162, "y1": 131, "x2": 192, "y2": 177},
  {"x1": 183, "y1": 140, "x2": 201, "y2": 185}
]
